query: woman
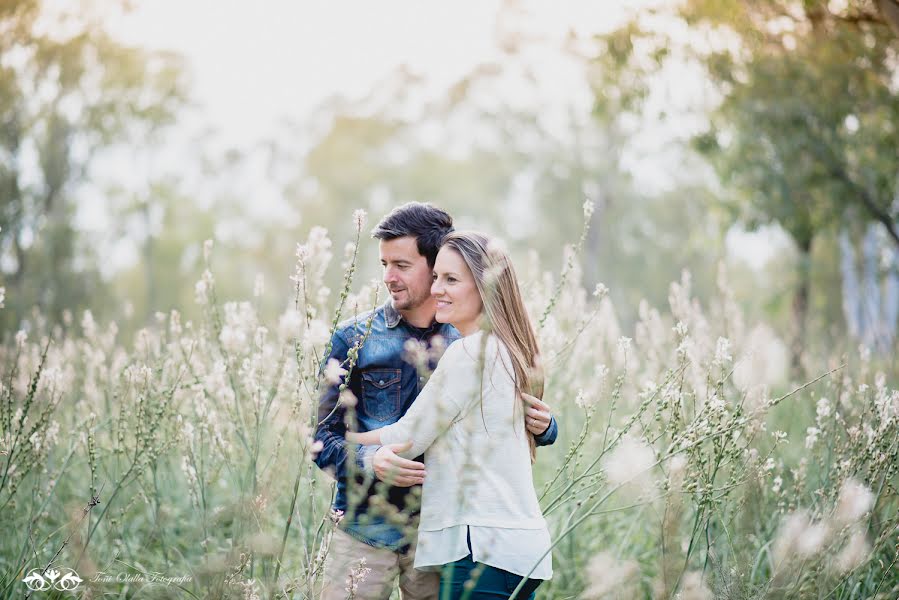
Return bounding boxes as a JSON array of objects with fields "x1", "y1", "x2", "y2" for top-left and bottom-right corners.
[{"x1": 346, "y1": 231, "x2": 552, "y2": 600}]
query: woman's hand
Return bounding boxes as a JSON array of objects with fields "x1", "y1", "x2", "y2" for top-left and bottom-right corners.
[{"x1": 521, "y1": 393, "x2": 552, "y2": 435}]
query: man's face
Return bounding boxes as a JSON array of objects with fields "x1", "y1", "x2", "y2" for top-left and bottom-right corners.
[{"x1": 379, "y1": 236, "x2": 434, "y2": 312}]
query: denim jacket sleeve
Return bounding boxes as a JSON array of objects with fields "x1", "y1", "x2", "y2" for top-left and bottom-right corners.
[
  {"x1": 534, "y1": 415, "x2": 558, "y2": 447},
  {"x1": 312, "y1": 330, "x2": 378, "y2": 479}
]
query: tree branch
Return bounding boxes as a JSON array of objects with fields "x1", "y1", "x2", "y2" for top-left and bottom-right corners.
[{"x1": 827, "y1": 161, "x2": 899, "y2": 249}]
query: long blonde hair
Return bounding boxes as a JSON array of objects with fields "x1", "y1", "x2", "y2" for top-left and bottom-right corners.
[{"x1": 441, "y1": 231, "x2": 543, "y2": 461}]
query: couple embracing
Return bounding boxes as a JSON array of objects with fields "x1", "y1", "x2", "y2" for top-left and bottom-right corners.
[{"x1": 314, "y1": 203, "x2": 558, "y2": 600}]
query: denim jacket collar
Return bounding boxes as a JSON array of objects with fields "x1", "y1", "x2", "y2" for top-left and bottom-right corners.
[{"x1": 384, "y1": 301, "x2": 402, "y2": 329}]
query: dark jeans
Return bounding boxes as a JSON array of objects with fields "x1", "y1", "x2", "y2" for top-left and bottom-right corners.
[{"x1": 439, "y1": 528, "x2": 541, "y2": 599}]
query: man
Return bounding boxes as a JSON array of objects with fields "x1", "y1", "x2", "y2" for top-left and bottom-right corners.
[{"x1": 313, "y1": 202, "x2": 558, "y2": 600}]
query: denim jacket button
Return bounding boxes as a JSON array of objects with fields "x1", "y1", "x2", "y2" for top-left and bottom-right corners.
[{"x1": 379, "y1": 379, "x2": 385, "y2": 385}]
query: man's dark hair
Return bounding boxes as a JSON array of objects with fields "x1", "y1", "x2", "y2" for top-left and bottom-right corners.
[{"x1": 371, "y1": 202, "x2": 454, "y2": 268}]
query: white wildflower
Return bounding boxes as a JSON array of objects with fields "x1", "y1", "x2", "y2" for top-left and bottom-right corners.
[
  {"x1": 733, "y1": 325, "x2": 789, "y2": 391},
  {"x1": 816, "y1": 397, "x2": 831, "y2": 422},
  {"x1": 772, "y1": 476, "x2": 782, "y2": 494},
  {"x1": 203, "y1": 238, "x2": 214, "y2": 262},
  {"x1": 602, "y1": 435, "x2": 655, "y2": 487},
  {"x1": 805, "y1": 427, "x2": 820, "y2": 450},
  {"x1": 253, "y1": 274, "x2": 265, "y2": 298},
  {"x1": 323, "y1": 358, "x2": 348, "y2": 385},
  {"x1": 254, "y1": 326, "x2": 268, "y2": 350},
  {"x1": 574, "y1": 389, "x2": 588, "y2": 409},
  {"x1": 219, "y1": 325, "x2": 247, "y2": 354},
  {"x1": 241, "y1": 578, "x2": 260, "y2": 600},
  {"x1": 181, "y1": 455, "x2": 198, "y2": 489},
  {"x1": 773, "y1": 510, "x2": 829, "y2": 565},
  {"x1": 0, "y1": 286, "x2": 5, "y2": 308},
  {"x1": 582, "y1": 198, "x2": 595, "y2": 220},
  {"x1": 797, "y1": 521, "x2": 830, "y2": 557},
  {"x1": 835, "y1": 478, "x2": 874, "y2": 525},
  {"x1": 345, "y1": 558, "x2": 371, "y2": 598},
  {"x1": 763, "y1": 458, "x2": 776, "y2": 472},
  {"x1": 592, "y1": 282, "x2": 609, "y2": 299},
  {"x1": 674, "y1": 321, "x2": 689, "y2": 338},
  {"x1": 616, "y1": 336, "x2": 632, "y2": 355},
  {"x1": 713, "y1": 337, "x2": 732, "y2": 366},
  {"x1": 304, "y1": 319, "x2": 331, "y2": 349},
  {"x1": 14, "y1": 330, "x2": 27, "y2": 348},
  {"x1": 169, "y1": 310, "x2": 182, "y2": 337},
  {"x1": 858, "y1": 344, "x2": 871, "y2": 363},
  {"x1": 195, "y1": 270, "x2": 213, "y2": 305},
  {"x1": 278, "y1": 309, "x2": 303, "y2": 340},
  {"x1": 44, "y1": 421, "x2": 59, "y2": 447},
  {"x1": 582, "y1": 552, "x2": 638, "y2": 599},
  {"x1": 833, "y1": 527, "x2": 870, "y2": 573},
  {"x1": 353, "y1": 209, "x2": 367, "y2": 230},
  {"x1": 403, "y1": 338, "x2": 428, "y2": 368}
]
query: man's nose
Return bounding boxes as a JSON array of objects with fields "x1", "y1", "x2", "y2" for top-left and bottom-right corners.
[{"x1": 384, "y1": 266, "x2": 398, "y2": 283}]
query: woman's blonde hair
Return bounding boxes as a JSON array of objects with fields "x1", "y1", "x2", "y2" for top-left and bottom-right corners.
[{"x1": 440, "y1": 231, "x2": 543, "y2": 461}]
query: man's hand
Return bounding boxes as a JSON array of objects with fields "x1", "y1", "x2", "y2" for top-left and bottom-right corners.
[
  {"x1": 521, "y1": 392, "x2": 552, "y2": 436},
  {"x1": 373, "y1": 442, "x2": 426, "y2": 487}
]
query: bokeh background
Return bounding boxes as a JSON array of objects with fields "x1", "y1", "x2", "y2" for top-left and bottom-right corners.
[
  {"x1": 2, "y1": 2, "x2": 899, "y2": 599},
  {"x1": 4, "y1": 0, "x2": 897, "y2": 368}
]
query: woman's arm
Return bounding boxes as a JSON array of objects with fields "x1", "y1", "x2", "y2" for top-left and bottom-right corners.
[
  {"x1": 345, "y1": 430, "x2": 381, "y2": 445},
  {"x1": 378, "y1": 347, "x2": 468, "y2": 459}
]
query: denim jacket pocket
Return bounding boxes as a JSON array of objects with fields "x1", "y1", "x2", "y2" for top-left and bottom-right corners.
[{"x1": 361, "y1": 369, "x2": 402, "y2": 421}]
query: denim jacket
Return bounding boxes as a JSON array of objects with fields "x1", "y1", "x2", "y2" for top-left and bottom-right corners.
[{"x1": 313, "y1": 301, "x2": 559, "y2": 550}]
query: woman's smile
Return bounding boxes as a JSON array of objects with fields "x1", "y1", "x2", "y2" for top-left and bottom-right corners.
[{"x1": 431, "y1": 246, "x2": 483, "y2": 336}]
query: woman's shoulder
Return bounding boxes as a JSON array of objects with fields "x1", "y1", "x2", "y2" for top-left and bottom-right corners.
[{"x1": 443, "y1": 332, "x2": 510, "y2": 371}]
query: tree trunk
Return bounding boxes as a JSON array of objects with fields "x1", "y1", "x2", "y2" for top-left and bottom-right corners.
[{"x1": 792, "y1": 236, "x2": 813, "y2": 374}]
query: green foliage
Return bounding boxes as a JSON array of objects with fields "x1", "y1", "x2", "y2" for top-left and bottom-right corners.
[
  {"x1": 685, "y1": 0, "x2": 899, "y2": 247},
  {"x1": 593, "y1": 0, "x2": 899, "y2": 368},
  {"x1": 0, "y1": 0, "x2": 187, "y2": 335}
]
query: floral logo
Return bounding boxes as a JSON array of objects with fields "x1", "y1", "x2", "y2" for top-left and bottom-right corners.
[{"x1": 22, "y1": 568, "x2": 83, "y2": 592}]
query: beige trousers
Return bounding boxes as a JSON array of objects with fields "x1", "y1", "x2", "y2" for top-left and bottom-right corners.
[{"x1": 320, "y1": 528, "x2": 439, "y2": 600}]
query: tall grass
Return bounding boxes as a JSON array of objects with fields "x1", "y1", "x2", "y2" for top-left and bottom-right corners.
[{"x1": 0, "y1": 208, "x2": 896, "y2": 599}]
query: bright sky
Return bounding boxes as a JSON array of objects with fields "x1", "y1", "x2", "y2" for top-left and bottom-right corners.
[
  {"x1": 95, "y1": 0, "x2": 781, "y2": 270},
  {"x1": 111, "y1": 0, "x2": 645, "y2": 146}
]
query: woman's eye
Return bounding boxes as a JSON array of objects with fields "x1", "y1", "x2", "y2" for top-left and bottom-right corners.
[
  {"x1": 432, "y1": 274, "x2": 438, "y2": 281},
  {"x1": 447, "y1": 277, "x2": 456, "y2": 283}
]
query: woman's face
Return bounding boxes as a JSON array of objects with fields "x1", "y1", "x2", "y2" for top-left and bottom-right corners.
[{"x1": 431, "y1": 246, "x2": 483, "y2": 336}]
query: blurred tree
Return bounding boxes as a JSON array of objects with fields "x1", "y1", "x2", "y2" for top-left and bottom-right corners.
[
  {"x1": 268, "y1": 48, "x2": 724, "y2": 326},
  {"x1": 594, "y1": 0, "x2": 899, "y2": 368},
  {"x1": 0, "y1": 0, "x2": 186, "y2": 334}
]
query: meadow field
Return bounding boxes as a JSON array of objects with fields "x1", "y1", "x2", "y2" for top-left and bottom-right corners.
[{"x1": 1, "y1": 209, "x2": 896, "y2": 600}]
